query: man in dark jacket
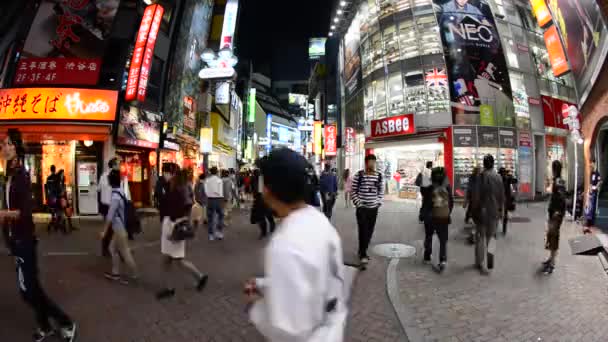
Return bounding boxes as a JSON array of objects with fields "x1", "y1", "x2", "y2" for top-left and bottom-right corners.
[
  {"x1": 1, "y1": 129, "x2": 77, "y2": 342},
  {"x1": 319, "y1": 164, "x2": 338, "y2": 219},
  {"x1": 470, "y1": 155, "x2": 505, "y2": 275},
  {"x1": 421, "y1": 167, "x2": 453, "y2": 273}
]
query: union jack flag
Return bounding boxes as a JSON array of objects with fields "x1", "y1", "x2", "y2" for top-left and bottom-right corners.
[{"x1": 425, "y1": 68, "x2": 447, "y2": 87}]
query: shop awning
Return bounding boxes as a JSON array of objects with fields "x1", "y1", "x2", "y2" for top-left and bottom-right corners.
[
  {"x1": 365, "y1": 132, "x2": 445, "y2": 150},
  {"x1": 0, "y1": 123, "x2": 112, "y2": 142}
]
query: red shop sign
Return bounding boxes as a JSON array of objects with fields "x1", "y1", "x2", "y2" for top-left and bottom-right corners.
[
  {"x1": 126, "y1": 4, "x2": 164, "y2": 102},
  {"x1": 324, "y1": 125, "x2": 337, "y2": 156},
  {"x1": 370, "y1": 114, "x2": 415, "y2": 139},
  {"x1": 519, "y1": 131, "x2": 532, "y2": 147},
  {"x1": 13, "y1": 58, "x2": 101, "y2": 86}
]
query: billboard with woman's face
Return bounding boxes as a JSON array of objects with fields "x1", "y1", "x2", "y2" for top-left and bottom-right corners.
[
  {"x1": 548, "y1": 0, "x2": 608, "y2": 106},
  {"x1": 433, "y1": 0, "x2": 514, "y2": 125}
]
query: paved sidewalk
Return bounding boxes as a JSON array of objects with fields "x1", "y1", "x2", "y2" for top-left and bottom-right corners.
[{"x1": 395, "y1": 202, "x2": 608, "y2": 342}]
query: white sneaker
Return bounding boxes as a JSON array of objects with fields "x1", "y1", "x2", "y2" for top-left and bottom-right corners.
[
  {"x1": 60, "y1": 322, "x2": 77, "y2": 342},
  {"x1": 215, "y1": 231, "x2": 224, "y2": 240},
  {"x1": 208, "y1": 234, "x2": 215, "y2": 241}
]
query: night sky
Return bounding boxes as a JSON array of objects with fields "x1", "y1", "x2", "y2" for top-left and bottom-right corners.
[{"x1": 236, "y1": 0, "x2": 333, "y2": 81}]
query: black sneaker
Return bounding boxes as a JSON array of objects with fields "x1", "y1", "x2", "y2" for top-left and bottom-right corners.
[
  {"x1": 60, "y1": 322, "x2": 77, "y2": 342},
  {"x1": 33, "y1": 329, "x2": 54, "y2": 342},
  {"x1": 197, "y1": 275, "x2": 209, "y2": 292},
  {"x1": 156, "y1": 288, "x2": 176, "y2": 300},
  {"x1": 487, "y1": 254, "x2": 494, "y2": 270},
  {"x1": 438, "y1": 262, "x2": 447, "y2": 273},
  {"x1": 543, "y1": 264, "x2": 555, "y2": 275}
]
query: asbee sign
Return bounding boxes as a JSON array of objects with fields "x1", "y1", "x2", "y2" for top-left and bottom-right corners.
[{"x1": 370, "y1": 114, "x2": 415, "y2": 139}]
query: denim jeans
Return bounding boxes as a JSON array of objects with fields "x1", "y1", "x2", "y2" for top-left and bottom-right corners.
[{"x1": 207, "y1": 198, "x2": 224, "y2": 235}]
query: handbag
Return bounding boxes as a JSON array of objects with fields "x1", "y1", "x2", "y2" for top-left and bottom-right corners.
[{"x1": 170, "y1": 217, "x2": 195, "y2": 241}]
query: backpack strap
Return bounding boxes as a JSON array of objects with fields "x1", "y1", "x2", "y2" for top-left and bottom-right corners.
[{"x1": 112, "y1": 190, "x2": 127, "y2": 223}]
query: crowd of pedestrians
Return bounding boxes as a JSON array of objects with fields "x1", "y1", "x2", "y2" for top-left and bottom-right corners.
[{"x1": 0, "y1": 128, "x2": 583, "y2": 341}]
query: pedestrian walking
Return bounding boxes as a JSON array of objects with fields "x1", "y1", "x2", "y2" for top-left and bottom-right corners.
[
  {"x1": 584, "y1": 159, "x2": 602, "y2": 229},
  {"x1": 205, "y1": 167, "x2": 225, "y2": 240},
  {"x1": 245, "y1": 148, "x2": 347, "y2": 341},
  {"x1": 320, "y1": 164, "x2": 338, "y2": 219},
  {"x1": 1, "y1": 129, "x2": 77, "y2": 342},
  {"x1": 99, "y1": 157, "x2": 131, "y2": 256},
  {"x1": 343, "y1": 169, "x2": 352, "y2": 208},
  {"x1": 422, "y1": 167, "x2": 453, "y2": 272},
  {"x1": 155, "y1": 163, "x2": 175, "y2": 224},
  {"x1": 45, "y1": 165, "x2": 62, "y2": 233},
  {"x1": 543, "y1": 160, "x2": 567, "y2": 274},
  {"x1": 229, "y1": 168, "x2": 240, "y2": 209},
  {"x1": 222, "y1": 169, "x2": 234, "y2": 225},
  {"x1": 352, "y1": 154, "x2": 383, "y2": 267},
  {"x1": 157, "y1": 168, "x2": 208, "y2": 300},
  {"x1": 415, "y1": 161, "x2": 433, "y2": 222},
  {"x1": 251, "y1": 168, "x2": 275, "y2": 239},
  {"x1": 499, "y1": 168, "x2": 517, "y2": 235},
  {"x1": 470, "y1": 155, "x2": 505, "y2": 275},
  {"x1": 102, "y1": 170, "x2": 138, "y2": 284},
  {"x1": 464, "y1": 166, "x2": 481, "y2": 244}
]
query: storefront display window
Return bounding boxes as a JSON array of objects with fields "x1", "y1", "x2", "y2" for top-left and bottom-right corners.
[
  {"x1": 510, "y1": 72, "x2": 531, "y2": 129},
  {"x1": 373, "y1": 78, "x2": 388, "y2": 119},
  {"x1": 416, "y1": 15, "x2": 441, "y2": 56},
  {"x1": 371, "y1": 32, "x2": 384, "y2": 73},
  {"x1": 378, "y1": 0, "x2": 395, "y2": 20},
  {"x1": 412, "y1": 0, "x2": 432, "y2": 11},
  {"x1": 388, "y1": 72, "x2": 405, "y2": 116},
  {"x1": 395, "y1": 0, "x2": 411, "y2": 12},
  {"x1": 361, "y1": 37, "x2": 373, "y2": 79},
  {"x1": 364, "y1": 83, "x2": 375, "y2": 122},
  {"x1": 42, "y1": 142, "x2": 75, "y2": 202},
  {"x1": 399, "y1": 18, "x2": 419, "y2": 60},
  {"x1": 545, "y1": 135, "x2": 568, "y2": 190},
  {"x1": 375, "y1": 143, "x2": 444, "y2": 199},
  {"x1": 504, "y1": 39, "x2": 519, "y2": 68},
  {"x1": 405, "y1": 71, "x2": 427, "y2": 115},
  {"x1": 384, "y1": 25, "x2": 399, "y2": 65}
]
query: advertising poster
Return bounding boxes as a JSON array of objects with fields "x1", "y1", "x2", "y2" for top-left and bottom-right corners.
[
  {"x1": 309, "y1": 38, "x2": 327, "y2": 59},
  {"x1": 543, "y1": 25, "x2": 570, "y2": 77},
  {"x1": 453, "y1": 126, "x2": 478, "y2": 147},
  {"x1": 477, "y1": 126, "x2": 499, "y2": 147},
  {"x1": 548, "y1": 0, "x2": 608, "y2": 105},
  {"x1": 117, "y1": 106, "x2": 161, "y2": 149},
  {"x1": 518, "y1": 130, "x2": 533, "y2": 195},
  {"x1": 165, "y1": 0, "x2": 213, "y2": 130},
  {"x1": 433, "y1": 0, "x2": 513, "y2": 125},
  {"x1": 343, "y1": 14, "x2": 361, "y2": 98},
  {"x1": 22, "y1": 0, "x2": 120, "y2": 58}
]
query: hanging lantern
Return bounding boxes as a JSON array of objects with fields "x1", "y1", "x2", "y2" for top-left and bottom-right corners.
[{"x1": 148, "y1": 151, "x2": 157, "y2": 167}]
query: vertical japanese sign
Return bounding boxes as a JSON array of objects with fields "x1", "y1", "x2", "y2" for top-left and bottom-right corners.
[
  {"x1": 247, "y1": 88, "x2": 256, "y2": 123},
  {"x1": 543, "y1": 25, "x2": 570, "y2": 77},
  {"x1": 345, "y1": 127, "x2": 356, "y2": 155},
  {"x1": 183, "y1": 96, "x2": 196, "y2": 132},
  {"x1": 518, "y1": 130, "x2": 533, "y2": 195},
  {"x1": 266, "y1": 114, "x2": 273, "y2": 154},
  {"x1": 433, "y1": 0, "x2": 513, "y2": 125},
  {"x1": 220, "y1": 0, "x2": 239, "y2": 50},
  {"x1": 324, "y1": 125, "x2": 337, "y2": 156},
  {"x1": 125, "y1": 4, "x2": 164, "y2": 102},
  {"x1": 313, "y1": 121, "x2": 323, "y2": 155}
]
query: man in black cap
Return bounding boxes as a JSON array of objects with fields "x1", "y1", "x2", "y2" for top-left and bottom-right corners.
[
  {"x1": 245, "y1": 148, "x2": 347, "y2": 340},
  {"x1": 470, "y1": 154, "x2": 505, "y2": 275}
]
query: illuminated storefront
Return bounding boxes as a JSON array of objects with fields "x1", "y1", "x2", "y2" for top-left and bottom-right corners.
[{"x1": 0, "y1": 87, "x2": 118, "y2": 213}]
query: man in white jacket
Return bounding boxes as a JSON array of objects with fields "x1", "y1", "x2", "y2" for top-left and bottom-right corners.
[{"x1": 245, "y1": 148, "x2": 347, "y2": 342}]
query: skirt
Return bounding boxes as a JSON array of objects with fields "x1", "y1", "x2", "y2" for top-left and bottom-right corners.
[{"x1": 161, "y1": 217, "x2": 186, "y2": 259}]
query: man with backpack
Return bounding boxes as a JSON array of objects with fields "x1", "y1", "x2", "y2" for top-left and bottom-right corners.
[
  {"x1": 352, "y1": 154, "x2": 384, "y2": 267},
  {"x1": 422, "y1": 167, "x2": 453, "y2": 272},
  {"x1": 470, "y1": 155, "x2": 505, "y2": 275},
  {"x1": 543, "y1": 160, "x2": 567, "y2": 274},
  {"x1": 99, "y1": 158, "x2": 131, "y2": 256},
  {"x1": 102, "y1": 170, "x2": 138, "y2": 284},
  {"x1": 416, "y1": 161, "x2": 433, "y2": 222}
]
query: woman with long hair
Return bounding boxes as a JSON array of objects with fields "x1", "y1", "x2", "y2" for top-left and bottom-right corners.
[
  {"x1": 157, "y1": 167, "x2": 208, "y2": 300},
  {"x1": 343, "y1": 169, "x2": 352, "y2": 208}
]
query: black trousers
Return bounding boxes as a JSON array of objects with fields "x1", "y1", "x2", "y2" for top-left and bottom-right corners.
[
  {"x1": 321, "y1": 192, "x2": 336, "y2": 219},
  {"x1": 423, "y1": 222, "x2": 448, "y2": 262},
  {"x1": 258, "y1": 212, "x2": 276, "y2": 237},
  {"x1": 14, "y1": 239, "x2": 72, "y2": 331},
  {"x1": 356, "y1": 207, "x2": 379, "y2": 258}
]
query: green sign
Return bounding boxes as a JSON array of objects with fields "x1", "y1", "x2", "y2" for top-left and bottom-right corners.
[
  {"x1": 480, "y1": 104, "x2": 495, "y2": 126},
  {"x1": 248, "y1": 88, "x2": 256, "y2": 123}
]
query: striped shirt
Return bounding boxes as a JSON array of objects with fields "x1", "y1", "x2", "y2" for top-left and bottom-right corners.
[{"x1": 352, "y1": 170, "x2": 383, "y2": 208}]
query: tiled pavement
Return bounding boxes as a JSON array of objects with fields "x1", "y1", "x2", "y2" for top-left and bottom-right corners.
[
  {"x1": 396, "y1": 202, "x2": 608, "y2": 342},
  {"x1": 2, "y1": 200, "x2": 608, "y2": 342}
]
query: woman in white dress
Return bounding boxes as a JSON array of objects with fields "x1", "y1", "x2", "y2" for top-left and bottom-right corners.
[{"x1": 156, "y1": 168, "x2": 208, "y2": 300}]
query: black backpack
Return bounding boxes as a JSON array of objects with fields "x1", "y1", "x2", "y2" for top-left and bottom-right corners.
[{"x1": 113, "y1": 190, "x2": 142, "y2": 236}]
